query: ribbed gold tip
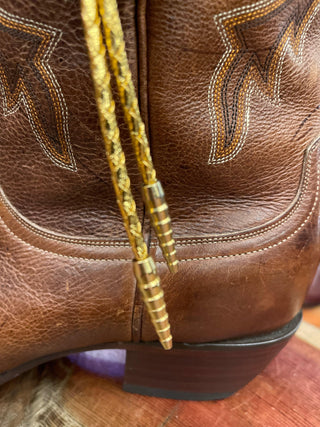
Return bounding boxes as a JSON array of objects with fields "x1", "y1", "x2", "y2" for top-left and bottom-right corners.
[
  {"x1": 161, "y1": 336, "x2": 173, "y2": 350},
  {"x1": 142, "y1": 181, "x2": 178, "y2": 273},
  {"x1": 133, "y1": 256, "x2": 172, "y2": 350},
  {"x1": 82, "y1": 0, "x2": 175, "y2": 349}
]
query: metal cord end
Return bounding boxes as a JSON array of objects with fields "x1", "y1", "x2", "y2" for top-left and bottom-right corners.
[
  {"x1": 133, "y1": 256, "x2": 173, "y2": 350},
  {"x1": 142, "y1": 181, "x2": 179, "y2": 273}
]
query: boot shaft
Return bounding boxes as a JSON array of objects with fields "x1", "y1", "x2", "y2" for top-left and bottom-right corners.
[{"x1": 0, "y1": 0, "x2": 319, "y2": 369}]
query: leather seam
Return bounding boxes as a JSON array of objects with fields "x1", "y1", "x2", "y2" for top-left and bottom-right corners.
[
  {"x1": 165, "y1": 139, "x2": 319, "y2": 247},
  {"x1": 1, "y1": 163, "x2": 318, "y2": 263},
  {"x1": 131, "y1": 0, "x2": 146, "y2": 342},
  {"x1": 0, "y1": 139, "x2": 318, "y2": 261},
  {"x1": 0, "y1": 217, "x2": 131, "y2": 262},
  {"x1": 160, "y1": 161, "x2": 319, "y2": 263},
  {"x1": 0, "y1": 190, "x2": 129, "y2": 247},
  {"x1": 0, "y1": 138, "x2": 317, "y2": 249}
]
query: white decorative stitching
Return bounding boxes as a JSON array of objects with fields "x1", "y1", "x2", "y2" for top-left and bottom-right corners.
[
  {"x1": 0, "y1": 7, "x2": 76, "y2": 171},
  {"x1": 153, "y1": 138, "x2": 320, "y2": 247},
  {"x1": 0, "y1": 216, "x2": 130, "y2": 263},
  {"x1": 208, "y1": 0, "x2": 320, "y2": 165},
  {"x1": 1, "y1": 158, "x2": 318, "y2": 262},
  {"x1": 160, "y1": 161, "x2": 319, "y2": 263},
  {"x1": 1, "y1": 136, "x2": 318, "y2": 250},
  {"x1": 0, "y1": 2, "x2": 318, "y2": 258},
  {"x1": 0, "y1": 186, "x2": 129, "y2": 247}
]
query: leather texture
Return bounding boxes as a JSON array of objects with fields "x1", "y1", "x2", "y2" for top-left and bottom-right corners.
[
  {"x1": 305, "y1": 261, "x2": 320, "y2": 305},
  {"x1": 0, "y1": 0, "x2": 320, "y2": 372}
]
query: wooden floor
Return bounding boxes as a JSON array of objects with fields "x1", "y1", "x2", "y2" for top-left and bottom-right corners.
[{"x1": 0, "y1": 307, "x2": 319, "y2": 427}]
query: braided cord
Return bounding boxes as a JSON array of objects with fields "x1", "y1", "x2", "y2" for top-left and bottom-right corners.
[
  {"x1": 97, "y1": 0, "x2": 178, "y2": 273},
  {"x1": 98, "y1": 0, "x2": 156, "y2": 185},
  {"x1": 81, "y1": 0, "x2": 173, "y2": 349},
  {"x1": 81, "y1": 0, "x2": 147, "y2": 261}
]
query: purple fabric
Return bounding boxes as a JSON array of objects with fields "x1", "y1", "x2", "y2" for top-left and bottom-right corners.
[
  {"x1": 305, "y1": 264, "x2": 320, "y2": 306},
  {"x1": 68, "y1": 350, "x2": 126, "y2": 378}
]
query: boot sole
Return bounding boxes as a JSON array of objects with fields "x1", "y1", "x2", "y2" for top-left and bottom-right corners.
[{"x1": 0, "y1": 312, "x2": 301, "y2": 400}]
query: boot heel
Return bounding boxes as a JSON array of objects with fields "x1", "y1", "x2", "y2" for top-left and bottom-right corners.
[{"x1": 124, "y1": 312, "x2": 301, "y2": 400}]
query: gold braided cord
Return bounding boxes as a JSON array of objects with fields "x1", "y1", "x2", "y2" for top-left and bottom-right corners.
[
  {"x1": 98, "y1": 0, "x2": 156, "y2": 185},
  {"x1": 81, "y1": 0, "x2": 173, "y2": 349},
  {"x1": 81, "y1": 0, "x2": 147, "y2": 261},
  {"x1": 98, "y1": 0, "x2": 178, "y2": 273}
]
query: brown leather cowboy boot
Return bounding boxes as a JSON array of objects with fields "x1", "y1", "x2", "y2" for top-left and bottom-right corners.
[{"x1": 0, "y1": 0, "x2": 319, "y2": 400}]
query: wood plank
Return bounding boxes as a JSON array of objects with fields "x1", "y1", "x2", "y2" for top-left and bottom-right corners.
[
  {"x1": 62, "y1": 337, "x2": 320, "y2": 427},
  {"x1": 303, "y1": 306, "x2": 320, "y2": 328}
]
